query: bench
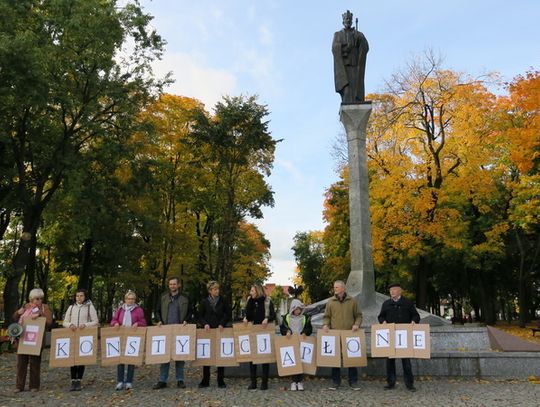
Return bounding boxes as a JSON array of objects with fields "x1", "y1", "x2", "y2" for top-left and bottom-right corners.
[{"x1": 531, "y1": 321, "x2": 540, "y2": 337}]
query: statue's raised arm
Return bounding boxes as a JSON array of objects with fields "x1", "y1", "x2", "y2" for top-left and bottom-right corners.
[{"x1": 332, "y1": 10, "x2": 369, "y2": 104}]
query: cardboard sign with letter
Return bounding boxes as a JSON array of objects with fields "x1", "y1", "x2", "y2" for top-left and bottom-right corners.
[
  {"x1": 233, "y1": 323, "x2": 253, "y2": 363},
  {"x1": 145, "y1": 325, "x2": 172, "y2": 365},
  {"x1": 274, "y1": 334, "x2": 303, "y2": 376},
  {"x1": 370, "y1": 324, "x2": 395, "y2": 357},
  {"x1": 192, "y1": 329, "x2": 215, "y2": 367},
  {"x1": 215, "y1": 328, "x2": 238, "y2": 367},
  {"x1": 299, "y1": 335, "x2": 317, "y2": 375},
  {"x1": 50, "y1": 328, "x2": 76, "y2": 367},
  {"x1": 121, "y1": 327, "x2": 146, "y2": 366},
  {"x1": 412, "y1": 324, "x2": 431, "y2": 359},
  {"x1": 17, "y1": 317, "x2": 47, "y2": 356},
  {"x1": 250, "y1": 324, "x2": 276, "y2": 364},
  {"x1": 171, "y1": 324, "x2": 196, "y2": 361},
  {"x1": 317, "y1": 330, "x2": 341, "y2": 367},
  {"x1": 75, "y1": 326, "x2": 98, "y2": 366},
  {"x1": 391, "y1": 324, "x2": 414, "y2": 359},
  {"x1": 100, "y1": 327, "x2": 123, "y2": 366},
  {"x1": 341, "y1": 330, "x2": 367, "y2": 367}
]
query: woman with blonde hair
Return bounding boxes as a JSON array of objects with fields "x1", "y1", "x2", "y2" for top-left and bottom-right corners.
[
  {"x1": 110, "y1": 290, "x2": 147, "y2": 390},
  {"x1": 13, "y1": 288, "x2": 53, "y2": 392},
  {"x1": 243, "y1": 283, "x2": 275, "y2": 390}
]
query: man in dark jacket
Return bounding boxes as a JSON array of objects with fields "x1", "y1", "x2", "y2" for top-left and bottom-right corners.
[
  {"x1": 378, "y1": 283, "x2": 420, "y2": 392},
  {"x1": 153, "y1": 277, "x2": 192, "y2": 390}
]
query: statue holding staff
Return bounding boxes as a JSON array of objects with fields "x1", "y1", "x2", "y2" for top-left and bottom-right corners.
[{"x1": 332, "y1": 10, "x2": 369, "y2": 104}]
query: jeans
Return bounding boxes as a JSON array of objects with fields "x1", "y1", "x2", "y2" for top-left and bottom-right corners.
[
  {"x1": 386, "y1": 358, "x2": 414, "y2": 388},
  {"x1": 159, "y1": 361, "x2": 185, "y2": 382},
  {"x1": 117, "y1": 364, "x2": 135, "y2": 383},
  {"x1": 331, "y1": 367, "x2": 358, "y2": 385}
]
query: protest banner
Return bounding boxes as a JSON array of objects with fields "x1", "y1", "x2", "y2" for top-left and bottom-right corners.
[
  {"x1": 317, "y1": 330, "x2": 341, "y2": 367},
  {"x1": 341, "y1": 330, "x2": 367, "y2": 367},
  {"x1": 274, "y1": 334, "x2": 303, "y2": 376}
]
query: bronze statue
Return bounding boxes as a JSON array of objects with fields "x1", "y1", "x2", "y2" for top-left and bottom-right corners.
[{"x1": 332, "y1": 10, "x2": 369, "y2": 104}]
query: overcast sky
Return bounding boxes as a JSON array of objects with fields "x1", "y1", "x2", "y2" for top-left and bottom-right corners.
[{"x1": 140, "y1": 0, "x2": 540, "y2": 285}]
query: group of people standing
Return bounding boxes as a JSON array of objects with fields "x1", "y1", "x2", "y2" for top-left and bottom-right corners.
[{"x1": 12, "y1": 278, "x2": 420, "y2": 394}]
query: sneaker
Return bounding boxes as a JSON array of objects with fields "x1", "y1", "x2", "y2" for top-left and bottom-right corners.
[
  {"x1": 115, "y1": 382, "x2": 124, "y2": 391},
  {"x1": 125, "y1": 383, "x2": 132, "y2": 390},
  {"x1": 350, "y1": 382, "x2": 361, "y2": 390},
  {"x1": 328, "y1": 382, "x2": 340, "y2": 390},
  {"x1": 247, "y1": 382, "x2": 257, "y2": 390},
  {"x1": 296, "y1": 382, "x2": 304, "y2": 391},
  {"x1": 177, "y1": 381, "x2": 186, "y2": 389},
  {"x1": 384, "y1": 384, "x2": 395, "y2": 390},
  {"x1": 407, "y1": 386, "x2": 417, "y2": 392},
  {"x1": 30, "y1": 388, "x2": 39, "y2": 392},
  {"x1": 152, "y1": 381, "x2": 166, "y2": 390},
  {"x1": 198, "y1": 382, "x2": 209, "y2": 388},
  {"x1": 260, "y1": 382, "x2": 268, "y2": 390},
  {"x1": 217, "y1": 382, "x2": 227, "y2": 388},
  {"x1": 75, "y1": 380, "x2": 82, "y2": 391},
  {"x1": 290, "y1": 382, "x2": 297, "y2": 391},
  {"x1": 69, "y1": 381, "x2": 77, "y2": 392}
]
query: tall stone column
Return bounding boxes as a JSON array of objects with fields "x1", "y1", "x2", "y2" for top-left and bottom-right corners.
[{"x1": 340, "y1": 104, "x2": 375, "y2": 309}]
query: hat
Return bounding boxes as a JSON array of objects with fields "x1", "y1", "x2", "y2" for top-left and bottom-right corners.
[{"x1": 388, "y1": 283, "x2": 401, "y2": 289}]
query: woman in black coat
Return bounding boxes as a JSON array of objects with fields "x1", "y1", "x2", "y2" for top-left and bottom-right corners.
[
  {"x1": 243, "y1": 283, "x2": 275, "y2": 390},
  {"x1": 198, "y1": 281, "x2": 230, "y2": 388}
]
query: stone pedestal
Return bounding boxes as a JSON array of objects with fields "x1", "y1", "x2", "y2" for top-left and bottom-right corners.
[{"x1": 340, "y1": 103, "x2": 375, "y2": 309}]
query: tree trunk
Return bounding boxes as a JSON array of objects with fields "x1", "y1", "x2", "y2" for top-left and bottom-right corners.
[
  {"x1": 0, "y1": 209, "x2": 11, "y2": 241},
  {"x1": 24, "y1": 232, "x2": 38, "y2": 302},
  {"x1": 477, "y1": 273, "x2": 496, "y2": 325},
  {"x1": 2, "y1": 207, "x2": 41, "y2": 327},
  {"x1": 415, "y1": 255, "x2": 428, "y2": 310},
  {"x1": 79, "y1": 238, "x2": 93, "y2": 296}
]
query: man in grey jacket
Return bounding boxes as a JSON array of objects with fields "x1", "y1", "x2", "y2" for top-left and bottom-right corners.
[{"x1": 152, "y1": 277, "x2": 191, "y2": 389}]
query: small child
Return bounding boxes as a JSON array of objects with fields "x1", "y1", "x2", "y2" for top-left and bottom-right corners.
[{"x1": 279, "y1": 299, "x2": 313, "y2": 391}]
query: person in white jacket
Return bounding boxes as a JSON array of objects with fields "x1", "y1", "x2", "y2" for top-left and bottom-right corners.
[{"x1": 62, "y1": 289, "x2": 99, "y2": 391}]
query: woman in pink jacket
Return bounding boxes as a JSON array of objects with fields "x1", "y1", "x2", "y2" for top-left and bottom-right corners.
[{"x1": 110, "y1": 290, "x2": 147, "y2": 390}]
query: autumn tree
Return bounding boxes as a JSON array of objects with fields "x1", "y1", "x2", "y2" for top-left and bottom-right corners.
[{"x1": 499, "y1": 71, "x2": 540, "y2": 326}]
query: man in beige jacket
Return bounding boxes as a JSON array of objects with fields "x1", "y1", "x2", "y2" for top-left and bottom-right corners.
[{"x1": 322, "y1": 280, "x2": 363, "y2": 390}]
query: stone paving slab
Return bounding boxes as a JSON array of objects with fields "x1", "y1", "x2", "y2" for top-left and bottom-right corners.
[{"x1": 1, "y1": 350, "x2": 539, "y2": 406}]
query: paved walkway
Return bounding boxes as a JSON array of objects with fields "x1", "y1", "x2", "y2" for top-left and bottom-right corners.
[
  {"x1": 0, "y1": 351, "x2": 539, "y2": 406},
  {"x1": 487, "y1": 326, "x2": 540, "y2": 352}
]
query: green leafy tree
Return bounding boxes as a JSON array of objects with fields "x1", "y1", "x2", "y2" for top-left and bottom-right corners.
[
  {"x1": 292, "y1": 231, "x2": 329, "y2": 302},
  {"x1": 189, "y1": 95, "x2": 278, "y2": 301},
  {"x1": 0, "y1": 0, "x2": 165, "y2": 322}
]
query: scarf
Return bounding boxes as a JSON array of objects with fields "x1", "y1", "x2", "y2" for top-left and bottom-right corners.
[
  {"x1": 208, "y1": 295, "x2": 219, "y2": 311},
  {"x1": 121, "y1": 303, "x2": 136, "y2": 327},
  {"x1": 18, "y1": 304, "x2": 39, "y2": 324}
]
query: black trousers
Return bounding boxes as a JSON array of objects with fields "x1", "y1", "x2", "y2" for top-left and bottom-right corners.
[
  {"x1": 201, "y1": 366, "x2": 225, "y2": 384},
  {"x1": 331, "y1": 367, "x2": 358, "y2": 385},
  {"x1": 386, "y1": 358, "x2": 414, "y2": 388},
  {"x1": 70, "y1": 365, "x2": 85, "y2": 380},
  {"x1": 249, "y1": 363, "x2": 269, "y2": 384}
]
